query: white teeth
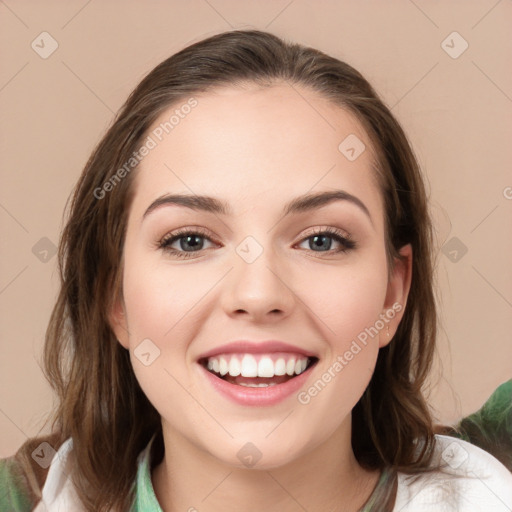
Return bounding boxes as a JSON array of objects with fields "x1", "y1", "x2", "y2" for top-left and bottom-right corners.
[
  {"x1": 258, "y1": 356, "x2": 275, "y2": 378},
  {"x1": 238, "y1": 382, "x2": 278, "y2": 387},
  {"x1": 228, "y1": 357, "x2": 241, "y2": 377},
  {"x1": 204, "y1": 354, "x2": 311, "y2": 378},
  {"x1": 241, "y1": 355, "x2": 258, "y2": 377},
  {"x1": 212, "y1": 358, "x2": 220, "y2": 373},
  {"x1": 219, "y1": 357, "x2": 229, "y2": 376},
  {"x1": 286, "y1": 359, "x2": 296, "y2": 376},
  {"x1": 274, "y1": 358, "x2": 286, "y2": 376}
]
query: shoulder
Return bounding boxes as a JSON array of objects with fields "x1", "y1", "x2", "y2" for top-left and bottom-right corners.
[
  {"x1": 28, "y1": 436, "x2": 87, "y2": 511},
  {"x1": 0, "y1": 433, "x2": 61, "y2": 512},
  {"x1": 456, "y1": 379, "x2": 512, "y2": 470},
  {"x1": 0, "y1": 455, "x2": 33, "y2": 511},
  {"x1": 1, "y1": 432, "x2": 156, "y2": 512},
  {"x1": 394, "y1": 434, "x2": 512, "y2": 511}
]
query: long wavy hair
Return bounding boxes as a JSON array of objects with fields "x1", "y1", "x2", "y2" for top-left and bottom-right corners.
[{"x1": 23, "y1": 29, "x2": 446, "y2": 510}]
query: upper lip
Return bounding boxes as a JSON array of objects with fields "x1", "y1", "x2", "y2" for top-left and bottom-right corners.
[{"x1": 197, "y1": 340, "x2": 318, "y2": 361}]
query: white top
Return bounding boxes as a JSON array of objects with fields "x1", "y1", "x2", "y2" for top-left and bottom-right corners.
[
  {"x1": 32, "y1": 434, "x2": 512, "y2": 511},
  {"x1": 393, "y1": 435, "x2": 512, "y2": 511},
  {"x1": 33, "y1": 437, "x2": 80, "y2": 511}
]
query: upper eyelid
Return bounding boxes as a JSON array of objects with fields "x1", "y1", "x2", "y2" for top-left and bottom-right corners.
[{"x1": 160, "y1": 226, "x2": 353, "y2": 247}]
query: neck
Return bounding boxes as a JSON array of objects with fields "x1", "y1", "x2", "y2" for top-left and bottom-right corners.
[{"x1": 152, "y1": 415, "x2": 381, "y2": 512}]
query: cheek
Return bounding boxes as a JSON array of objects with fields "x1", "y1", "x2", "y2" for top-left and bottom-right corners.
[
  {"x1": 121, "y1": 249, "x2": 201, "y2": 343},
  {"x1": 302, "y1": 261, "x2": 389, "y2": 343},
  {"x1": 120, "y1": 254, "x2": 198, "y2": 415},
  {"x1": 295, "y1": 264, "x2": 388, "y2": 425}
]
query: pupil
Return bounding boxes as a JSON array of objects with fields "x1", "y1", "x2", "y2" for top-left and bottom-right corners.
[
  {"x1": 182, "y1": 235, "x2": 202, "y2": 251},
  {"x1": 312, "y1": 235, "x2": 331, "y2": 251}
]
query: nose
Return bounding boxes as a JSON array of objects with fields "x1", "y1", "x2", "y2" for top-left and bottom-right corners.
[{"x1": 220, "y1": 242, "x2": 296, "y2": 323}]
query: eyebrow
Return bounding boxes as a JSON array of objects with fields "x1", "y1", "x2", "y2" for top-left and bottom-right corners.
[{"x1": 142, "y1": 190, "x2": 372, "y2": 224}]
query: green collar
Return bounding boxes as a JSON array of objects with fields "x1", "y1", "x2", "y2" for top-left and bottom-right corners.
[
  {"x1": 130, "y1": 435, "x2": 394, "y2": 511},
  {"x1": 131, "y1": 434, "x2": 163, "y2": 512}
]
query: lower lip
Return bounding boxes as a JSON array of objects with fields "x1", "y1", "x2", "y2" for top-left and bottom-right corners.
[{"x1": 198, "y1": 361, "x2": 317, "y2": 406}]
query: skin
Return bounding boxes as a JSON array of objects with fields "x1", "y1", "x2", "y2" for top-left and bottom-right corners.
[{"x1": 110, "y1": 82, "x2": 412, "y2": 512}]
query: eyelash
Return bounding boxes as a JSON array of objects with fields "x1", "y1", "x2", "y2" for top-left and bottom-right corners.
[{"x1": 158, "y1": 226, "x2": 356, "y2": 260}]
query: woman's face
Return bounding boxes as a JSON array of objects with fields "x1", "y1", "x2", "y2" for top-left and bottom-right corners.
[{"x1": 110, "y1": 82, "x2": 411, "y2": 469}]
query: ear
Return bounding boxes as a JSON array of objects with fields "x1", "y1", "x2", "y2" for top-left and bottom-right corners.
[
  {"x1": 379, "y1": 243, "x2": 412, "y2": 348},
  {"x1": 108, "y1": 293, "x2": 130, "y2": 350}
]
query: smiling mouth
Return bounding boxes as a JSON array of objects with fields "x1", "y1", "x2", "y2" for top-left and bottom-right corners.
[{"x1": 198, "y1": 356, "x2": 319, "y2": 387}]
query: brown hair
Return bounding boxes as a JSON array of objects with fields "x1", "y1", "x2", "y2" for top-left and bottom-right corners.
[{"x1": 29, "y1": 29, "x2": 446, "y2": 510}]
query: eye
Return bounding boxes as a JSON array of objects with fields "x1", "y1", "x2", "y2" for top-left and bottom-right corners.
[
  {"x1": 296, "y1": 227, "x2": 356, "y2": 255},
  {"x1": 158, "y1": 226, "x2": 356, "y2": 259},
  {"x1": 158, "y1": 228, "x2": 217, "y2": 259}
]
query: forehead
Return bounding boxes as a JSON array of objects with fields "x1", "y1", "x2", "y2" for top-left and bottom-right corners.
[{"x1": 130, "y1": 82, "x2": 383, "y2": 221}]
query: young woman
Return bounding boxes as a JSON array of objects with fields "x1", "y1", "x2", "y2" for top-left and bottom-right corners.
[{"x1": 1, "y1": 29, "x2": 511, "y2": 512}]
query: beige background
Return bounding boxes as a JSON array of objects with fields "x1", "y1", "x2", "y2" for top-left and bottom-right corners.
[{"x1": 1, "y1": 0, "x2": 511, "y2": 458}]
